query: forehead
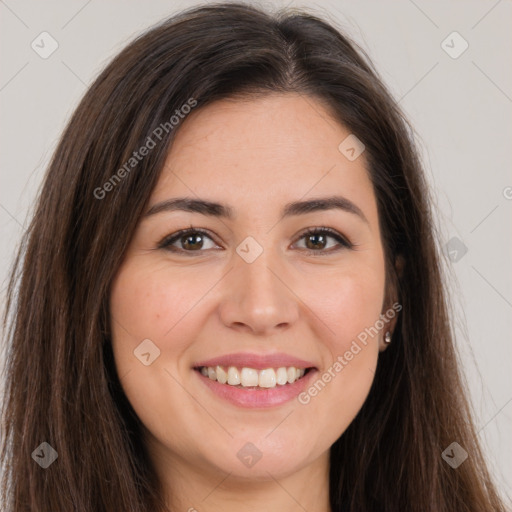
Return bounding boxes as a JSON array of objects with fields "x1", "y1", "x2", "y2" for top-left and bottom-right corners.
[{"x1": 151, "y1": 93, "x2": 377, "y2": 223}]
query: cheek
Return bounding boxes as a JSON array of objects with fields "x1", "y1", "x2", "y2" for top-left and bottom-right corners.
[
  {"x1": 297, "y1": 263, "x2": 385, "y2": 431},
  {"x1": 303, "y1": 261, "x2": 386, "y2": 350},
  {"x1": 108, "y1": 260, "x2": 217, "y2": 445},
  {"x1": 109, "y1": 260, "x2": 214, "y2": 369}
]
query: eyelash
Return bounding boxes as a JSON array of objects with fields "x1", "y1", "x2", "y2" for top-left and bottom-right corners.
[{"x1": 157, "y1": 226, "x2": 354, "y2": 256}]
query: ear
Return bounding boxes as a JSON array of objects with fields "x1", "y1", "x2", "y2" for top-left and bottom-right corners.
[{"x1": 378, "y1": 254, "x2": 404, "y2": 352}]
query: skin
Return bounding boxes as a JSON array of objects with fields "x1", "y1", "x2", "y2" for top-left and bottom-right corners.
[{"x1": 110, "y1": 93, "x2": 398, "y2": 512}]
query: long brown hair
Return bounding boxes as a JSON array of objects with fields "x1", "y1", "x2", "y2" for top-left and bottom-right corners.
[{"x1": 1, "y1": 2, "x2": 508, "y2": 511}]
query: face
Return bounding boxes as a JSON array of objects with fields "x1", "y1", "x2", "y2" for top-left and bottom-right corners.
[{"x1": 110, "y1": 93, "x2": 396, "y2": 486}]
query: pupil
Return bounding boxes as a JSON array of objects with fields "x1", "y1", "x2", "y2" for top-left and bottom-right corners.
[
  {"x1": 183, "y1": 234, "x2": 202, "y2": 250},
  {"x1": 307, "y1": 234, "x2": 325, "y2": 250}
]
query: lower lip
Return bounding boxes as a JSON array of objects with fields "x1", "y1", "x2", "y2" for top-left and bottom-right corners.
[{"x1": 194, "y1": 368, "x2": 318, "y2": 408}]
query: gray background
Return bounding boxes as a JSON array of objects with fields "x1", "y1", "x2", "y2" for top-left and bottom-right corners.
[{"x1": 1, "y1": 0, "x2": 511, "y2": 500}]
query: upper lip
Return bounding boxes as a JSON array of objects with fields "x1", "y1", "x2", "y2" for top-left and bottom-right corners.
[{"x1": 193, "y1": 352, "x2": 318, "y2": 370}]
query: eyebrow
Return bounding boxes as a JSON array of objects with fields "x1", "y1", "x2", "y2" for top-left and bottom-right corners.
[{"x1": 144, "y1": 195, "x2": 368, "y2": 224}]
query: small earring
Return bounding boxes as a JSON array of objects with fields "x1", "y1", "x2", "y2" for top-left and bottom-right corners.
[{"x1": 384, "y1": 331, "x2": 392, "y2": 344}]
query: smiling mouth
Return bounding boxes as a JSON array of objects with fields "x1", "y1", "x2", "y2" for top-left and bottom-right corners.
[{"x1": 194, "y1": 365, "x2": 314, "y2": 389}]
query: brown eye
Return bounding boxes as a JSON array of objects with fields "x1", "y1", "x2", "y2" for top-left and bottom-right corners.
[
  {"x1": 304, "y1": 232, "x2": 328, "y2": 250},
  {"x1": 158, "y1": 229, "x2": 219, "y2": 253},
  {"x1": 180, "y1": 233, "x2": 205, "y2": 251},
  {"x1": 294, "y1": 227, "x2": 352, "y2": 254}
]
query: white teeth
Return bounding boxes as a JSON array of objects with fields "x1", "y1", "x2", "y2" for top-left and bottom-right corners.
[
  {"x1": 276, "y1": 367, "x2": 288, "y2": 385},
  {"x1": 227, "y1": 366, "x2": 240, "y2": 385},
  {"x1": 216, "y1": 365, "x2": 227, "y2": 384},
  {"x1": 287, "y1": 367, "x2": 296, "y2": 383},
  {"x1": 240, "y1": 368, "x2": 259, "y2": 387},
  {"x1": 199, "y1": 365, "x2": 309, "y2": 388},
  {"x1": 258, "y1": 368, "x2": 276, "y2": 388}
]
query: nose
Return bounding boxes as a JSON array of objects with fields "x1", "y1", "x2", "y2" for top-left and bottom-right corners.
[{"x1": 218, "y1": 247, "x2": 300, "y2": 335}]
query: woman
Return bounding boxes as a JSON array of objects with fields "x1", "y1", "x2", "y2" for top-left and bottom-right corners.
[{"x1": 1, "y1": 2, "x2": 508, "y2": 511}]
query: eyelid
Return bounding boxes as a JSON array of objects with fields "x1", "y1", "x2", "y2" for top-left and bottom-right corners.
[
  {"x1": 157, "y1": 227, "x2": 220, "y2": 251},
  {"x1": 293, "y1": 226, "x2": 353, "y2": 251}
]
